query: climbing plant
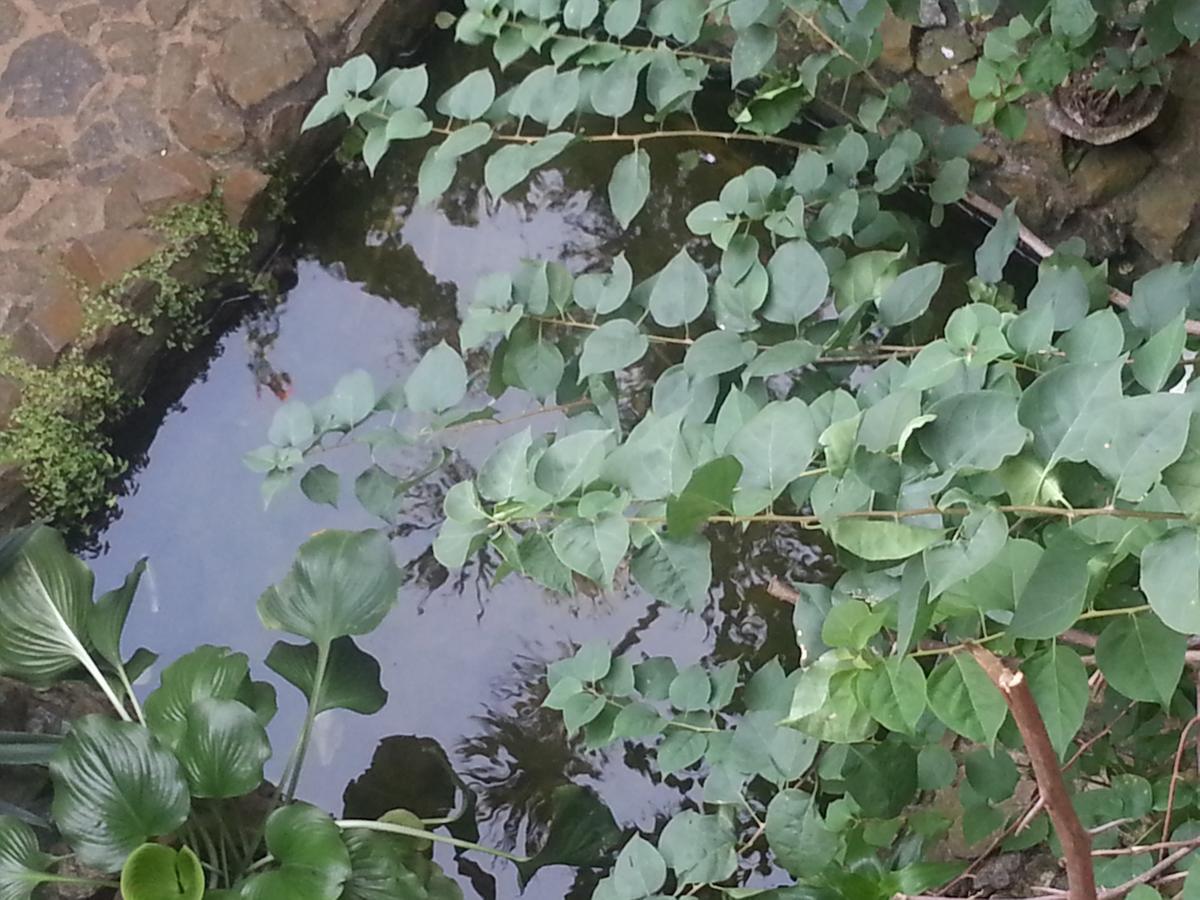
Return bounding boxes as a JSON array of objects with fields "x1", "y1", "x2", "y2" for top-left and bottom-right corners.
[{"x1": 242, "y1": 3, "x2": 1200, "y2": 898}]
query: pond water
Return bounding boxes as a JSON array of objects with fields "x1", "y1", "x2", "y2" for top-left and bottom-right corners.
[{"x1": 79, "y1": 70, "x2": 844, "y2": 898}]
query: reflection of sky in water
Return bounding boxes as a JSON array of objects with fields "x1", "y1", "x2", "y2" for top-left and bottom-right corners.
[{"x1": 83, "y1": 142, "x2": 826, "y2": 898}]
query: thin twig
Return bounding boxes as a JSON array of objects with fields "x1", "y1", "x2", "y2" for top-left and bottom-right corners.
[
  {"x1": 970, "y1": 646, "x2": 1098, "y2": 900},
  {"x1": 1160, "y1": 715, "x2": 1200, "y2": 856},
  {"x1": 429, "y1": 124, "x2": 812, "y2": 152},
  {"x1": 1093, "y1": 835, "x2": 1200, "y2": 857}
]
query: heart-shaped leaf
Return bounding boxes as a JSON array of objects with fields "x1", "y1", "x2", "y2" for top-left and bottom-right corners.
[
  {"x1": 120, "y1": 844, "x2": 203, "y2": 900},
  {"x1": 239, "y1": 803, "x2": 351, "y2": 900},
  {"x1": 49, "y1": 716, "x2": 190, "y2": 871},
  {"x1": 0, "y1": 816, "x2": 52, "y2": 900},
  {"x1": 266, "y1": 637, "x2": 388, "y2": 716},
  {"x1": 173, "y1": 698, "x2": 270, "y2": 799}
]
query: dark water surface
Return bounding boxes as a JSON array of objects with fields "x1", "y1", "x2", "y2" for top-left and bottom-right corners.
[{"x1": 82, "y1": 108, "x2": 839, "y2": 897}]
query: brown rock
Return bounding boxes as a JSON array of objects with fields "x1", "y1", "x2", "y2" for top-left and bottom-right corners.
[
  {"x1": 71, "y1": 120, "x2": 117, "y2": 168},
  {"x1": 214, "y1": 22, "x2": 315, "y2": 108},
  {"x1": 255, "y1": 100, "x2": 306, "y2": 156},
  {"x1": 879, "y1": 10, "x2": 913, "y2": 74},
  {"x1": 61, "y1": 229, "x2": 163, "y2": 290},
  {"x1": 916, "y1": 27, "x2": 977, "y2": 77},
  {"x1": 147, "y1": 0, "x2": 191, "y2": 27},
  {"x1": 61, "y1": 4, "x2": 99, "y2": 38},
  {"x1": 1132, "y1": 170, "x2": 1198, "y2": 261},
  {"x1": 11, "y1": 294, "x2": 85, "y2": 366},
  {"x1": 110, "y1": 153, "x2": 215, "y2": 222},
  {"x1": 939, "y1": 66, "x2": 975, "y2": 123},
  {"x1": 1072, "y1": 144, "x2": 1153, "y2": 206},
  {"x1": 104, "y1": 179, "x2": 144, "y2": 229},
  {"x1": 0, "y1": 0, "x2": 23, "y2": 44},
  {"x1": 6, "y1": 190, "x2": 101, "y2": 245},
  {"x1": 0, "y1": 168, "x2": 29, "y2": 215},
  {"x1": 112, "y1": 87, "x2": 170, "y2": 157},
  {"x1": 1018, "y1": 102, "x2": 1062, "y2": 154},
  {"x1": 157, "y1": 43, "x2": 202, "y2": 110},
  {"x1": 221, "y1": 166, "x2": 270, "y2": 226},
  {"x1": 0, "y1": 126, "x2": 68, "y2": 178},
  {"x1": 170, "y1": 87, "x2": 246, "y2": 155},
  {"x1": 100, "y1": 22, "x2": 158, "y2": 76},
  {"x1": 281, "y1": 0, "x2": 360, "y2": 37},
  {"x1": 0, "y1": 32, "x2": 104, "y2": 118}
]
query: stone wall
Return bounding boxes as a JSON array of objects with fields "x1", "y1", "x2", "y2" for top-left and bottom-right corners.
[
  {"x1": 0, "y1": 0, "x2": 436, "y2": 523},
  {"x1": 875, "y1": 12, "x2": 1200, "y2": 274}
]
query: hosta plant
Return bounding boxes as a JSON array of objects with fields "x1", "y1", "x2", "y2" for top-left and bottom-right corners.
[{"x1": 250, "y1": 2, "x2": 1200, "y2": 897}]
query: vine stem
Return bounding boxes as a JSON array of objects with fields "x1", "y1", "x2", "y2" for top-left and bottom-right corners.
[
  {"x1": 969, "y1": 646, "x2": 1098, "y2": 900},
  {"x1": 335, "y1": 820, "x2": 528, "y2": 863},
  {"x1": 429, "y1": 125, "x2": 812, "y2": 153},
  {"x1": 281, "y1": 640, "x2": 331, "y2": 803},
  {"x1": 1159, "y1": 714, "x2": 1200, "y2": 856}
]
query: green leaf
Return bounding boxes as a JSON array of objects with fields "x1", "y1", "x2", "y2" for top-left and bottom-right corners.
[
  {"x1": 926, "y1": 654, "x2": 1007, "y2": 746},
  {"x1": 821, "y1": 599, "x2": 883, "y2": 650},
  {"x1": 1017, "y1": 360, "x2": 1124, "y2": 475},
  {"x1": 730, "y1": 400, "x2": 817, "y2": 497},
  {"x1": 657, "y1": 730, "x2": 707, "y2": 773},
  {"x1": 257, "y1": 530, "x2": 403, "y2": 647},
  {"x1": 579, "y1": 320, "x2": 649, "y2": 378},
  {"x1": 1132, "y1": 314, "x2": 1186, "y2": 392},
  {"x1": 516, "y1": 786, "x2": 623, "y2": 887},
  {"x1": 1028, "y1": 267, "x2": 1089, "y2": 331},
  {"x1": 667, "y1": 457, "x2": 741, "y2": 535},
  {"x1": 1097, "y1": 612, "x2": 1186, "y2": 705},
  {"x1": 614, "y1": 702, "x2": 665, "y2": 738},
  {"x1": 831, "y1": 520, "x2": 943, "y2": 561},
  {"x1": 240, "y1": 803, "x2": 352, "y2": 900},
  {"x1": 845, "y1": 742, "x2": 918, "y2": 818},
  {"x1": 267, "y1": 637, "x2": 387, "y2": 715},
  {"x1": 878, "y1": 263, "x2": 944, "y2": 327},
  {"x1": 0, "y1": 732, "x2": 61, "y2": 767},
  {"x1": 88, "y1": 557, "x2": 147, "y2": 672},
  {"x1": 534, "y1": 429, "x2": 611, "y2": 498},
  {"x1": 436, "y1": 69, "x2": 495, "y2": 120},
  {"x1": 975, "y1": 200, "x2": 1019, "y2": 283},
  {"x1": 0, "y1": 816, "x2": 52, "y2": 900},
  {"x1": 659, "y1": 812, "x2": 736, "y2": 886},
  {"x1": 1024, "y1": 644, "x2": 1088, "y2": 757},
  {"x1": 551, "y1": 514, "x2": 629, "y2": 586},
  {"x1": 269, "y1": 400, "x2": 316, "y2": 448},
  {"x1": 918, "y1": 391, "x2": 1027, "y2": 473},
  {"x1": 649, "y1": 249, "x2": 708, "y2": 327},
  {"x1": 634, "y1": 657, "x2": 678, "y2": 700},
  {"x1": 923, "y1": 509, "x2": 1007, "y2": 600},
  {"x1": 596, "y1": 835, "x2": 665, "y2": 899},
  {"x1": 609, "y1": 148, "x2": 651, "y2": 230},
  {"x1": 604, "y1": 0, "x2": 640, "y2": 36},
  {"x1": 144, "y1": 645, "x2": 259, "y2": 747},
  {"x1": 762, "y1": 241, "x2": 829, "y2": 325},
  {"x1": 50, "y1": 716, "x2": 190, "y2": 871},
  {"x1": 862, "y1": 657, "x2": 926, "y2": 734},
  {"x1": 683, "y1": 331, "x2": 755, "y2": 379},
  {"x1": 173, "y1": 699, "x2": 270, "y2": 799},
  {"x1": 930, "y1": 157, "x2": 969, "y2": 204},
  {"x1": 1085, "y1": 395, "x2": 1190, "y2": 500},
  {"x1": 477, "y1": 428, "x2": 534, "y2": 502},
  {"x1": 591, "y1": 52, "x2": 649, "y2": 117},
  {"x1": 1051, "y1": 0, "x2": 1096, "y2": 37},
  {"x1": 405, "y1": 342, "x2": 468, "y2": 413},
  {"x1": 1008, "y1": 531, "x2": 1092, "y2": 639},
  {"x1": 731, "y1": 23, "x2": 777, "y2": 85},
  {"x1": 301, "y1": 465, "x2": 340, "y2": 508},
  {"x1": 669, "y1": 664, "x2": 713, "y2": 711},
  {"x1": 0, "y1": 526, "x2": 95, "y2": 684},
  {"x1": 503, "y1": 331, "x2": 564, "y2": 399},
  {"x1": 120, "y1": 844, "x2": 203, "y2": 900},
  {"x1": 765, "y1": 789, "x2": 840, "y2": 879},
  {"x1": 630, "y1": 533, "x2": 711, "y2": 611},
  {"x1": 1142, "y1": 527, "x2": 1200, "y2": 635}
]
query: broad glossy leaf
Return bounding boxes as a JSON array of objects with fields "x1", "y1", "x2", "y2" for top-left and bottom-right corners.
[
  {"x1": 926, "y1": 654, "x2": 1006, "y2": 746},
  {"x1": 257, "y1": 530, "x2": 403, "y2": 647},
  {"x1": 0, "y1": 526, "x2": 94, "y2": 684},
  {"x1": 515, "y1": 786, "x2": 623, "y2": 887},
  {"x1": 609, "y1": 148, "x2": 651, "y2": 230},
  {"x1": 765, "y1": 789, "x2": 840, "y2": 879},
  {"x1": 862, "y1": 656, "x2": 926, "y2": 734},
  {"x1": 1085, "y1": 395, "x2": 1190, "y2": 500},
  {"x1": 658, "y1": 812, "x2": 736, "y2": 886},
  {"x1": 918, "y1": 391, "x2": 1027, "y2": 473},
  {"x1": 405, "y1": 342, "x2": 468, "y2": 413},
  {"x1": 144, "y1": 645, "x2": 255, "y2": 747},
  {"x1": 762, "y1": 240, "x2": 829, "y2": 325},
  {"x1": 120, "y1": 844, "x2": 203, "y2": 900},
  {"x1": 1024, "y1": 644, "x2": 1088, "y2": 756},
  {"x1": 173, "y1": 698, "x2": 269, "y2": 798},
  {"x1": 630, "y1": 532, "x2": 711, "y2": 611},
  {"x1": 88, "y1": 557, "x2": 147, "y2": 672},
  {"x1": 923, "y1": 509, "x2": 1007, "y2": 600},
  {"x1": 240, "y1": 803, "x2": 352, "y2": 900},
  {"x1": 0, "y1": 816, "x2": 51, "y2": 900},
  {"x1": 579, "y1": 320, "x2": 649, "y2": 378},
  {"x1": 1007, "y1": 531, "x2": 1092, "y2": 639},
  {"x1": 50, "y1": 716, "x2": 190, "y2": 871},
  {"x1": 266, "y1": 636, "x2": 387, "y2": 715},
  {"x1": 1096, "y1": 613, "x2": 1186, "y2": 705},
  {"x1": 534, "y1": 429, "x2": 611, "y2": 498},
  {"x1": 301, "y1": 465, "x2": 340, "y2": 508},
  {"x1": 1017, "y1": 360, "x2": 1123, "y2": 474},
  {"x1": 939, "y1": 537, "x2": 1041, "y2": 617},
  {"x1": 1141, "y1": 527, "x2": 1200, "y2": 634},
  {"x1": 649, "y1": 249, "x2": 708, "y2": 327}
]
